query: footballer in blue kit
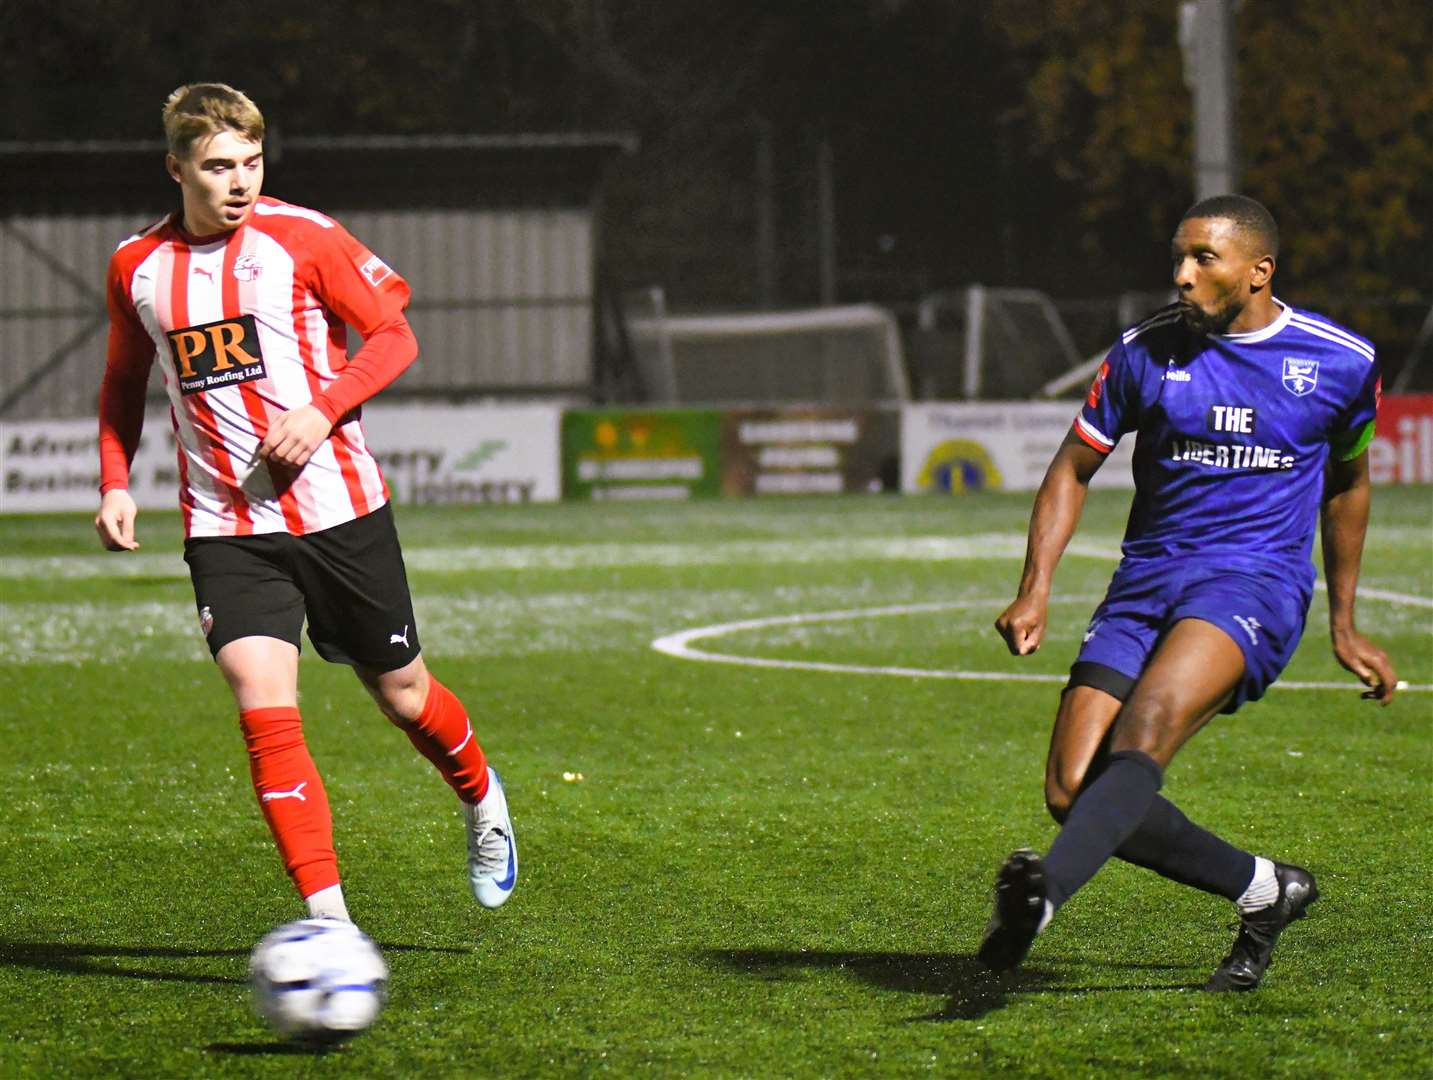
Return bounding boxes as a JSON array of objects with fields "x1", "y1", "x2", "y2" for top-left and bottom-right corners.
[
  {"x1": 983, "y1": 195, "x2": 1399, "y2": 991},
  {"x1": 1073, "y1": 293, "x2": 1380, "y2": 712}
]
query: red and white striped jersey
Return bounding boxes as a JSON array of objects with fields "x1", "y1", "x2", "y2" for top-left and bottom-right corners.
[{"x1": 99, "y1": 196, "x2": 418, "y2": 537}]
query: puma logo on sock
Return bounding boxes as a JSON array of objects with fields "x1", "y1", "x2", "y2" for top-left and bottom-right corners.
[{"x1": 261, "y1": 782, "x2": 308, "y2": 803}]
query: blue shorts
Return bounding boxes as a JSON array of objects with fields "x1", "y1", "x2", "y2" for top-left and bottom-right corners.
[{"x1": 1074, "y1": 557, "x2": 1312, "y2": 713}]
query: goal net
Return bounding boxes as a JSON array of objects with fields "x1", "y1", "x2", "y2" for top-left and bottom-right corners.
[
  {"x1": 914, "y1": 286, "x2": 1083, "y2": 400},
  {"x1": 623, "y1": 289, "x2": 910, "y2": 405},
  {"x1": 912, "y1": 286, "x2": 1176, "y2": 400}
]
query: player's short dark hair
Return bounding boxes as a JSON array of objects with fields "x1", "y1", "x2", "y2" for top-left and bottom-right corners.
[{"x1": 1180, "y1": 194, "x2": 1279, "y2": 258}]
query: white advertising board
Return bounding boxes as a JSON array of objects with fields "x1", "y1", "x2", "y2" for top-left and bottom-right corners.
[
  {"x1": 360, "y1": 403, "x2": 561, "y2": 505},
  {"x1": 1, "y1": 403, "x2": 561, "y2": 513},
  {"x1": 901, "y1": 402, "x2": 1138, "y2": 493},
  {"x1": 1, "y1": 414, "x2": 177, "y2": 513}
]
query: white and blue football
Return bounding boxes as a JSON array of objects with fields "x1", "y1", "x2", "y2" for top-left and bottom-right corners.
[{"x1": 248, "y1": 916, "x2": 388, "y2": 1044}]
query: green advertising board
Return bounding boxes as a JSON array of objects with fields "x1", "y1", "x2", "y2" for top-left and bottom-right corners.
[{"x1": 562, "y1": 409, "x2": 723, "y2": 500}]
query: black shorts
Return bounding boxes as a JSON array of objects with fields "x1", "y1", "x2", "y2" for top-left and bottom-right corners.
[{"x1": 183, "y1": 502, "x2": 421, "y2": 672}]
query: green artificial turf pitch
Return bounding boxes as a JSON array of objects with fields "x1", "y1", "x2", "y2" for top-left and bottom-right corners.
[{"x1": 1, "y1": 489, "x2": 1430, "y2": 1077}]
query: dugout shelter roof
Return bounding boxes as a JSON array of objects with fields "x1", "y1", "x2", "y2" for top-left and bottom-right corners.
[{"x1": 0, "y1": 132, "x2": 638, "y2": 216}]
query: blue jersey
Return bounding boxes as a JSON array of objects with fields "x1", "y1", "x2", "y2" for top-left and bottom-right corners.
[{"x1": 1073, "y1": 300, "x2": 1380, "y2": 579}]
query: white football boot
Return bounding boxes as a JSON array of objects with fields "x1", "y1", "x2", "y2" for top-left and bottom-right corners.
[{"x1": 464, "y1": 767, "x2": 517, "y2": 908}]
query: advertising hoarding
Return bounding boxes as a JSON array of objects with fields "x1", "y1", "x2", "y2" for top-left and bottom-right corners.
[
  {"x1": 361, "y1": 403, "x2": 560, "y2": 505},
  {"x1": 901, "y1": 402, "x2": 1137, "y2": 493},
  {"x1": 1368, "y1": 394, "x2": 1433, "y2": 485},
  {"x1": 1, "y1": 403, "x2": 562, "y2": 512},
  {"x1": 562, "y1": 409, "x2": 722, "y2": 500},
  {"x1": 721, "y1": 408, "x2": 899, "y2": 496}
]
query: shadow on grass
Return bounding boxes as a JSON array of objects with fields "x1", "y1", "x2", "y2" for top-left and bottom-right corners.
[
  {"x1": 206, "y1": 1041, "x2": 333, "y2": 1056},
  {"x1": 0, "y1": 941, "x2": 248, "y2": 985},
  {"x1": 0, "y1": 939, "x2": 468, "y2": 986},
  {"x1": 207, "y1": 1040, "x2": 355, "y2": 1056},
  {"x1": 702, "y1": 949, "x2": 1202, "y2": 1021}
]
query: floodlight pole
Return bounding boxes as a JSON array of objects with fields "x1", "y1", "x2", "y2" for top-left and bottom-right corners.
[
  {"x1": 755, "y1": 117, "x2": 777, "y2": 309},
  {"x1": 1180, "y1": 0, "x2": 1239, "y2": 199},
  {"x1": 816, "y1": 136, "x2": 837, "y2": 306}
]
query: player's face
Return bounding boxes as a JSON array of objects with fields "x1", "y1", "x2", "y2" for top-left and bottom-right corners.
[
  {"x1": 1171, "y1": 217, "x2": 1263, "y2": 335},
  {"x1": 167, "y1": 129, "x2": 264, "y2": 237}
]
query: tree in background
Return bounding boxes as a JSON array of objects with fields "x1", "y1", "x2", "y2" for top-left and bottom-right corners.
[
  {"x1": 1240, "y1": 4, "x2": 1432, "y2": 311},
  {"x1": 990, "y1": 0, "x2": 1432, "y2": 354},
  {"x1": 989, "y1": 0, "x2": 1190, "y2": 281}
]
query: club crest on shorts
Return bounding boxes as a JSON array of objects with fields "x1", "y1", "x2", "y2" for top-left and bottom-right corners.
[
  {"x1": 1282, "y1": 357, "x2": 1319, "y2": 397},
  {"x1": 199, "y1": 605, "x2": 214, "y2": 637}
]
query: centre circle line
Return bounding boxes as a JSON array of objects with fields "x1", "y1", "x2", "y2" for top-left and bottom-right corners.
[{"x1": 651, "y1": 596, "x2": 1431, "y2": 692}]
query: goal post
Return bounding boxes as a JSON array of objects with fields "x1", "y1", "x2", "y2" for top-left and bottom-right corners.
[{"x1": 623, "y1": 292, "x2": 910, "y2": 405}]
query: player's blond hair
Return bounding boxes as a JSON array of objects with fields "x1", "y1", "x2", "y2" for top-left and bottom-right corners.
[{"x1": 162, "y1": 83, "x2": 265, "y2": 159}]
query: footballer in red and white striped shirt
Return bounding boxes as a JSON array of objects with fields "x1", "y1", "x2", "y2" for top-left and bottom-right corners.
[
  {"x1": 94, "y1": 83, "x2": 517, "y2": 930},
  {"x1": 101, "y1": 182, "x2": 412, "y2": 536}
]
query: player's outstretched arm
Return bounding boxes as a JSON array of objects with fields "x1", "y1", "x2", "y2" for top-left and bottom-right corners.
[
  {"x1": 95, "y1": 488, "x2": 139, "y2": 551},
  {"x1": 1321, "y1": 450, "x2": 1398, "y2": 704},
  {"x1": 995, "y1": 431, "x2": 1107, "y2": 656}
]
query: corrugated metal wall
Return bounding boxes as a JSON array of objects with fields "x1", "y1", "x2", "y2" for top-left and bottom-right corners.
[
  {"x1": 343, "y1": 208, "x2": 592, "y2": 396},
  {"x1": 0, "y1": 214, "x2": 135, "y2": 419},
  {"x1": 0, "y1": 208, "x2": 594, "y2": 419}
]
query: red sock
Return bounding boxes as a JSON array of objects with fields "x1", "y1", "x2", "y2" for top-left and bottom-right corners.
[
  {"x1": 239, "y1": 707, "x2": 339, "y2": 899},
  {"x1": 393, "y1": 676, "x2": 489, "y2": 804}
]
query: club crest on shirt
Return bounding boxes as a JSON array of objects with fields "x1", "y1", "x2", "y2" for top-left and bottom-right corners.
[
  {"x1": 1282, "y1": 357, "x2": 1319, "y2": 397},
  {"x1": 359, "y1": 254, "x2": 393, "y2": 287},
  {"x1": 233, "y1": 254, "x2": 262, "y2": 281}
]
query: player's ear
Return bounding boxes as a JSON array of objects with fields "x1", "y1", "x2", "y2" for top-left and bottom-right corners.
[
  {"x1": 165, "y1": 153, "x2": 183, "y2": 185},
  {"x1": 1249, "y1": 253, "x2": 1275, "y2": 289}
]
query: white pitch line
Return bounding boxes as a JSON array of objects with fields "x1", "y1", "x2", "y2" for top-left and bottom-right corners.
[
  {"x1": 0, "y1": 534, "x2": 1042, "y2": 580},
  {"x1": 1349, "y1": 585, "x2": 1433, "y2": 609},
  {"x1": 651, "y1": 599, "x2": 1433, "y2": 692},
  {"x1": 8, "y1": 531, "x2": 1432, "y2": 614}
]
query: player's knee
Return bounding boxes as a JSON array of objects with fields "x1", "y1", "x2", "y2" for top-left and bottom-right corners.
[
  {"x1": 375, "y1": 685, "x2": 424, "y2": 725},
  {"x1": 1111, "y1": 692, "x2": 1179, "y2": 756},
  {"x1": 369, "y1": 666, "x2": 429, "y2": 725}
]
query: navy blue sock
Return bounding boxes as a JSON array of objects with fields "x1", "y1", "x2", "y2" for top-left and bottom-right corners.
[
  {"x1": 1115, "y1": 795, "x2": 1256, "y2": 901},
  {"x1": 1044, "y1": 750, "x2": 1163, "y2": 910}
]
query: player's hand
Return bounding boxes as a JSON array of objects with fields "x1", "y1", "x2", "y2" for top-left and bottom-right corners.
[
  {"x1": 995, "y1": 594, "x2": 1047, "y2": 657},
  {"x1": 94, "y1": 488, "x2": 140, "y2": 551},
  {"x1": 256, "y1": 404, "x2": 332, "y2": 470},
  {"x1": 1332, "y1": 627, "x2": 1398, "y2": 705}
]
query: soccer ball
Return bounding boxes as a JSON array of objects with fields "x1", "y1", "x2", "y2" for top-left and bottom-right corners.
[{"x1": 248, "y1": 917, "x2": 388, "y2": 1044}]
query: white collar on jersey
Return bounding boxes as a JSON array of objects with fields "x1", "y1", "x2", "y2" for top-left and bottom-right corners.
[{"x1": 1214, "y1": 297, "x2": 1292, "y2": 344}]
